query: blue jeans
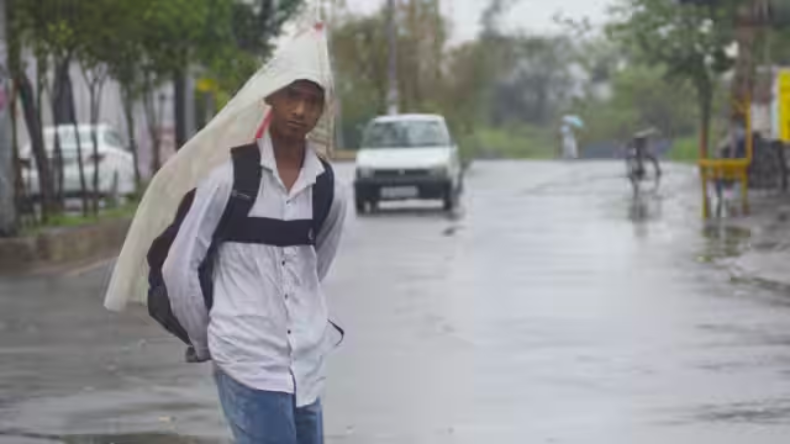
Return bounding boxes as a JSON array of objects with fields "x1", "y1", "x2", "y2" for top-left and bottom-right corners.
[{"x1": 214, "y1": 368, "x2": 324, "y2": 444}]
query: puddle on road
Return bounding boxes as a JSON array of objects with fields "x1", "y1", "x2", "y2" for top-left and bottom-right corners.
[
  {"x1": 628, "y1": 194, "x2": 664, "y2": 223},
  {"x1": 0, "y1": 431, "x2": 219, "y2": 444},
  {"x1": 698, "y1": 225, "x2": 752, "y2": 262},
  {"x1": 62, "y1": 434, "x2": 217, "y2": 444},
  {"x1": 689, "y1": 399, "x2": 790, "y2": 425}
]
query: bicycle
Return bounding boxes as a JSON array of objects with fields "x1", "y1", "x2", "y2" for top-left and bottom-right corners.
[{"x1": 624, "y1": 130, "x2": 662, "y2": 195}]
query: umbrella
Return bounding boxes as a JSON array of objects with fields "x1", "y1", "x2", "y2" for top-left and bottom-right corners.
[
  {"x1": 562, "y1": 115, "x2": 585, "y2": 129},
  {"x1": 635, "y1": 127, "x2": 659, "y2": 139}
]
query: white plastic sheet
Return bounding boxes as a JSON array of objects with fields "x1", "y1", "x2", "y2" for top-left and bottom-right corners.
[{"x1": 104, "y1": 14, "x2": 335, "y2": 311}]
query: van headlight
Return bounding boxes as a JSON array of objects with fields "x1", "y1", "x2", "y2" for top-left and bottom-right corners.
[{"x1": 356, "y1": 167, "x2": 374, "y2": 179}]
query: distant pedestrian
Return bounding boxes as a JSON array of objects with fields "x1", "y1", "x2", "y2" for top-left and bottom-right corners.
[{"x1": 560, "y1": 123, "x2": 579, "y2": 159}]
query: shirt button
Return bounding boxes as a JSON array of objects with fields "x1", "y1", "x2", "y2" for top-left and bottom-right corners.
[
  {"x1": 284, "y1": 294, "x2": 289, "y2": 300},
  {"x1": 287, "y1": 329, "x2": 292, "y2": 335}
]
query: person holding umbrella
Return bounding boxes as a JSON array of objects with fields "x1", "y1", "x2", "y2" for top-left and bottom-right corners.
[{"x1": 560, "y1": 115, "x2": 584, "y2": 159}]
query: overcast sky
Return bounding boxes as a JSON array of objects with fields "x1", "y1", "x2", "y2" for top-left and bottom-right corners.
[{"x1": 344, "y1": 0, "x2": 615, "y2": 42}]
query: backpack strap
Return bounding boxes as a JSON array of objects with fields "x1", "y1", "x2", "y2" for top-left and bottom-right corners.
[
  {"x1": 312, "y1": 158, "x2": 335, "y2": 239},
  {"x1": 199, "y1": 143, "x2": 262, "y2": 309},
  {"x1": 215, "y1": 143, "x2": 263, "y2": 240}
]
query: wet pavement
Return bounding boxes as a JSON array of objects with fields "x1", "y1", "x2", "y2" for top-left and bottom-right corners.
[{"x1": 3, "y1": 161, "x2": 790, "y2": 443}]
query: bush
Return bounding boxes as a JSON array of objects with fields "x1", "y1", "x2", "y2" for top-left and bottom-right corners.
[
  {"x1": 465, "y1": 125, "x2": 556, "y2": 159},
  {"x1": 668, "y1": 136, "x2": 699, "y2": 163}
]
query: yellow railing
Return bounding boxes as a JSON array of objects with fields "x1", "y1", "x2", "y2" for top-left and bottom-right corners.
[{"x1": 698, "y1": 99, "x2": 753, "y2": 218}]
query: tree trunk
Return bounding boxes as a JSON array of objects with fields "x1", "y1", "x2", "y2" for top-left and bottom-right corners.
[
  {"x1": 174, "y1": 69, "x2": 186, "y2": 150},
  {"x1": 38, "y1": 54, "x2": 67, "y2": 210},
  {"x1": 732, "y1": 2, "x2": 757, "y2": 111},
  {"x1": 89, "y1": 77, "x2": 107, "y2": 214},
  {"x1": 89, "y1": 89, "x2": 99, "y2": 215},
  {"x1": 52, "y1": 58, "x2": 73, "y2": 205},
  {"x1": 698, "y1": 78, "x2": 713, "y2": 160},
  {"x1": 143, "y1": 84, "x2": 162, "y2": 174},
  {"x1": 65, "y1": 74, "x2": 89, "y2": 217},
  {"x1": 16, "y1": 73, "x2": 55, "y2": 221},
  {"x1": 121, "y1": 87, "x2": 141, "y2": 192},
  {"x1": 10, "y1": 81, "x2": 22, "y2": 213}
]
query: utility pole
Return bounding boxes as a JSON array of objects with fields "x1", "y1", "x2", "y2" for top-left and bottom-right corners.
[
  {"x1": 0, "y1": 0, "x2": 16, "y2": 236},
  {"x1": 731, "y1": 0, "x2": 765, "y2": 109},
  {"x1": 387, "y1": 0, "x2": 399, "y2": 115}
]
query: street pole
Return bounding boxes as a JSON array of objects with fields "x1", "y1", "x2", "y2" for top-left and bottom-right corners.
[
  {"x1": 731, "y1": 0, "x2": 763, "y2": 107},
  {"x1": 387, "y1": 0, "x2": 399, "y2": 115},
  {"x1": 0, "y1": 0, "x2": 16, "y2": 236}
]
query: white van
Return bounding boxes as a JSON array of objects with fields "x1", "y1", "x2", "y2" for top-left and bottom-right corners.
[{"x1": 353, "y1": 114, "x2": 463, "y2": 213}]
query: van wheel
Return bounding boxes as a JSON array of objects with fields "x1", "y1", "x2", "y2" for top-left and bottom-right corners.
[{"x1": 355, "y1": 198, "x2": 366, "y2": 214}]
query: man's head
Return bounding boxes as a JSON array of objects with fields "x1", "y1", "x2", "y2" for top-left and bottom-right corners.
[{"x1": 266, "y1": 79, "x2": 326, "y2": 142}]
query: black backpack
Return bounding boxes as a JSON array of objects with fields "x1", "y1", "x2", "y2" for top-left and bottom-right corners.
[{"x1": 146, "y1": 143, "x2": 336, "y2": 350}]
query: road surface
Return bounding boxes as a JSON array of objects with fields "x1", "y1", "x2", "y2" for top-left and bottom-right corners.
[{"x1": 2, "y1": 161, "x2": 790, "y2": 443}]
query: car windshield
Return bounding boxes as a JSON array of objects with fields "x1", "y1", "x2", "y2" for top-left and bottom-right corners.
[
  {"x1": 44, "y1": 128, "x2": 96, "y2": 149},
  {"x1": 362, "y1": 120, "x2": 450, "y2": 148}
]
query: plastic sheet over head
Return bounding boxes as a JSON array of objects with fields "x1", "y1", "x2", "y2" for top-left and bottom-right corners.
[{"x1": 104, "y1": 15, "x2": 335, "y2": 311}]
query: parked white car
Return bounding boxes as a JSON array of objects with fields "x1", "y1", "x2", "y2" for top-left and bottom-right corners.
[
  {"x1": 20, "y1": 124, "x2": 137, "y2": 198},
  {"x1": 354, "y1": 114, "x2": 463, "y2": 213}
]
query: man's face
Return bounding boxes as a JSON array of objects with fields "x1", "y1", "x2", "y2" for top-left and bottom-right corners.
[{"x1": 268, "y1": 80, "x2": 325, "y2": 141}]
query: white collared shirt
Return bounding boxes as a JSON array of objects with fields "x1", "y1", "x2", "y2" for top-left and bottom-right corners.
[{"x1": 162, "y1": 134, "x2": 346, "y2": 407}]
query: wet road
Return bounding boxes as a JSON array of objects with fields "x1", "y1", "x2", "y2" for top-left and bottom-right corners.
[{"x1": 3, "y1": 161, "x2": 790, "y2": 443}]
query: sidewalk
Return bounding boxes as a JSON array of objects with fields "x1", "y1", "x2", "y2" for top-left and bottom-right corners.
[{"x1": 713, "y1": 190, "x2": 790, "y2": 288}]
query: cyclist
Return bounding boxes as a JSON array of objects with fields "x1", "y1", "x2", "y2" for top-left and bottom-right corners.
[{"x1": 625, "y1": 128, "x2": 662, "y2": 183}]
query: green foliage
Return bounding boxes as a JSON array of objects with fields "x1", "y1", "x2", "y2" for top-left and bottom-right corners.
[
  {"x1": 608, "y1": 0, "x2": 738, "y2": 81},
  {"x1": 330, "y1": 0, "x2": 574, "y2": 156},
  {"x1": 607, "y1": 0, "x2": 740, "y2": 152},
  {"x1": 488, "y1": 35, "x2": 577, "y2": 127},
  {"x1": 471, "y1": 125, "x2": 556, "y2": 159},
  {"x1": 331, "y1": 0, "x2": 451, "y2": 149},
  {"x1": 7, "y1": 0, "x2": 303, "y2": 228},
  {"x1": 669, "y1": 135, "x2": 700, "y2": 163},
  {"x1": 21, "y1": 200, "x2": 139, "y2": 236},
  {"x1": 575, "y1": 63, "x2": 701, "y2": 145}
]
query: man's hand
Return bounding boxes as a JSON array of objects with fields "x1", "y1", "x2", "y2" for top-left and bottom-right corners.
[{"x1": 185, "y1": 345, "x2": 212, "y2": 363}]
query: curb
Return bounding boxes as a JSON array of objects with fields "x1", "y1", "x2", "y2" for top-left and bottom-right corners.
[{"x1": 0, "y1": 218, "x2": 131, "y2": 275}]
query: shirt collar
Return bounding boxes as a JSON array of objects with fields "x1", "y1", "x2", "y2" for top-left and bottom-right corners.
[{"x1": 258, "y1": 132, "x2": 326, "y2": 190}]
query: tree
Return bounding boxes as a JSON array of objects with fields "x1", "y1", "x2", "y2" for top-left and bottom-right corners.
[
  {"x1": 330, "y1": 0, "x2": 449, "y2": 148},
  {"x1": 203, "y1": 0, "x2": 304, "y2": 110},
  {"x1": 134, "y1": 0, "x2": 301, "y2": 171},
  {"x1": 102, "y1": 0, "x2": 146, "y2": 192},
  {"x1": 489, "y1": 36, "x2": 576, "y2": 126},
  {"x1": 76, "y1": 0, "x2": 129, "y2": 213},
  {"x1": 575, "y1": 63, "x2": 703, "y2": 145},
  {"x1": 8, "y1": 0, "x2": 59, "y2": 220},
  {"x1": 607, "y1": 0, "x2": 739, "y2": 157}
]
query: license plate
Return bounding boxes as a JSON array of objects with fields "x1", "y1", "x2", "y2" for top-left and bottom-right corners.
[{"x1": 380, "y1": 186, "x2": 418, "y2": 199}]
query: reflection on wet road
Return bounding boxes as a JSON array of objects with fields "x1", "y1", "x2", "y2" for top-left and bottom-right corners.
[{"x1": 3, "y1": 161, "x2": 790, "y2": 443}]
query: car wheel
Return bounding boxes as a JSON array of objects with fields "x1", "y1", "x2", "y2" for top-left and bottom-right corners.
[
  {"x1": 355, "y1": 197, "x2": 366, "y2": 214},
  {"x1": 443, "y1": 185, "x2": 456, "y2": 212}
]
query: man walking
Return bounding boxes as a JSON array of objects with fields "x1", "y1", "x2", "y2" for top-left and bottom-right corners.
[{"x1": 162, "y1": 76, "x2": 346, "y2": 444}]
